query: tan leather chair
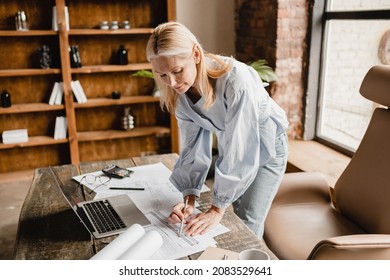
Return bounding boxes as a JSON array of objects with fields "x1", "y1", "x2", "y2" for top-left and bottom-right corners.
[{"x1": 264, "y1": 65, "x2": 390, "y2": 260}]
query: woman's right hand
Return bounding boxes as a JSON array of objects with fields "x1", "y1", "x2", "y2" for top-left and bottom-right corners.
[{"x1": 167, "y1": 195, "x2": 195, "y2": 224}]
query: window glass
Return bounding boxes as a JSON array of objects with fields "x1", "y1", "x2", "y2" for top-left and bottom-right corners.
[
  {"x1": 327, "y1": 0, "x2": 390, "y2": 11},
  {"x1": 317, "y1": 20, "x2": 390, "y2": 151}
]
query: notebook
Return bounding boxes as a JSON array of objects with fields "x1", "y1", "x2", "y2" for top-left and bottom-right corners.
[{"x1": 49, "y1": 166, "x2": 150, "y2": 239}]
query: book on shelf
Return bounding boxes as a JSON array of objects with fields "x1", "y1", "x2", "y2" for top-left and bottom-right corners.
[
  {"x1": 54, "y1": 116, "x2": 67, "y2": 140},
  {"x1": 49, "y1": 81, "x2": 64, "y2": 105},
  {"x1": 70, "y1": 80, "x2": 88, "y2": 103},
  {"x1": 2, "y1": 129, "x2": 28, "y2": 144},
  {"x1": 69, "y1": 45, "x2": 82, "y2": 68},
  {"x1": 52, "y1": 6, "x2": 70, "y2": 31}
]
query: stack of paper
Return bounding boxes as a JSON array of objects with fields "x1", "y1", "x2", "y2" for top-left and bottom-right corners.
[
  {"x1": 54, "y1": 116, "x2": 67, "y2": 139},
  {"x1": 48, "y1": 82, "x2": 64, "y2": 105},
  {"x1": 2, "y1": 129, "x2": 28, "y2": 144}
]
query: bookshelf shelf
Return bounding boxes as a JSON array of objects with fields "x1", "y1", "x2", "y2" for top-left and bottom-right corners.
[
  {"x1": 70, "y1": 63, "x2": 152, "y2": 74},
  {"x1": 0, "y1": 136, "x2": 68, "y2": 150},
  {"x1": 0, "y1": 69, "x2": 61, "y2": 77},
  {"x1": 74, "y1": 96, "x2": 159, "y2": 109},
  {"x1": 68, "y1": 28, "x2": 154, "y2": 36},
  {"x1": 77, "y1": 127, "x2": 171, "y2": 142},
  {"x1": 0, "y1": 0, "x2": 177, "y2": 173},
  {"x1": 0, "y1": 103, "x2": 64, "y2": 114}
]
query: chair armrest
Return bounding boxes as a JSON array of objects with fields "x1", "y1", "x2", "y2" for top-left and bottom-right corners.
[
  {"x1": 272, "y1": 172, "x2": 331, "y2": 206},
  {"x1": 308, "y1": 234, "x2": 390, "y2": 260}
]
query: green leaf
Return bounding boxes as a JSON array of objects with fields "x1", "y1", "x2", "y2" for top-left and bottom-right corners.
[
  {"x1": 248, "y1": 59, "x2": 277, "y2": 83},
  {"x1": 131, "y1": 70, "x2": 154, "y2": 79}
]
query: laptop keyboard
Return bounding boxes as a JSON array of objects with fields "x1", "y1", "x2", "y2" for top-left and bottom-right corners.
[{"x1": 84, "y1": 200, "x2": 126, "y2": 234}]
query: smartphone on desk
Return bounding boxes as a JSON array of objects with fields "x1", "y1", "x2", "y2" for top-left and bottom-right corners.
[{"x1": 102, "y1": 164, "x2": 133, "y2": 179}]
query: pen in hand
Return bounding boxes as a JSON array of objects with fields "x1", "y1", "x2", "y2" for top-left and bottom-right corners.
[{"x1": 178, "y1": 197, "x2": 189, "y2": 237}]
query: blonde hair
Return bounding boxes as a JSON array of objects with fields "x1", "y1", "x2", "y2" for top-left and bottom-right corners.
[{"x1": 146, "y1": 22, "x2": 233, "y2": 113}]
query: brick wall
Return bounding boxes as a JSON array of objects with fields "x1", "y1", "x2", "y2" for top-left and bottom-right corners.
[{"x1": 235, "y1": 0, "x2": 310, "y2": 139}]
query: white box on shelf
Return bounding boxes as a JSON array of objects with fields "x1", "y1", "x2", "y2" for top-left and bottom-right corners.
[{"x1": 2, "y1": 129, "x2": 28, "y2": 144}]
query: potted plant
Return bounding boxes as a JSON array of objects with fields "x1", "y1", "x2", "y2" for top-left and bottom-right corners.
[
  {"x1": 131, "y1": 70, "x2": 160, "y2": 96},
  {"x1": 247, "y1": 59, "x2": 277, "y2": 86}
]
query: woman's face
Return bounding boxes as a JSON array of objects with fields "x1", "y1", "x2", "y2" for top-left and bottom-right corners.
[{"x1": 151, "y1": 47, "x2": 200, "y2": 94}]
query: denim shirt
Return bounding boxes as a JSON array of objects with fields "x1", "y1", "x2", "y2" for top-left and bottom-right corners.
[{"x1": 169, "y1": 58, "x2": 289, "y2": 209}]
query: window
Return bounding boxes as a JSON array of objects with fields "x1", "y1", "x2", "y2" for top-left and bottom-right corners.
[{"x1": 310, "y1": 1, "x2": 390, "y2": 154}]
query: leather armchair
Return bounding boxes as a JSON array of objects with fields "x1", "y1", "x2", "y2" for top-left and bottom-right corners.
[{"x1": 264, "y1": 65, "x2": 390, "y2": 260}]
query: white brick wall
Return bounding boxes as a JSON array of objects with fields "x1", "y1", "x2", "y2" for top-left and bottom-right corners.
[{"x1": 319, "y1": 17, "x2": 390, "y2": 150}]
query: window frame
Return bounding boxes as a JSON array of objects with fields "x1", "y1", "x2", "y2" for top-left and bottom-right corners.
[{"x1": 305, "y1": 1, "x2": 390, "y2": 157}]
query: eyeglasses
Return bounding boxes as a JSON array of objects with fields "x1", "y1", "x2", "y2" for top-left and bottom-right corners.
[{"x1": 79, "y1": 174, "x2": 111, "y2": 194}]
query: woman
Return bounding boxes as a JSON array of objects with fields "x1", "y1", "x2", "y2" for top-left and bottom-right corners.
[{"x1": 146, "y1": 22, "x2": 289, "y2": 238}]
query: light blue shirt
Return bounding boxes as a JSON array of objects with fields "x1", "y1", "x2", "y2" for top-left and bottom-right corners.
[{"x1": 169, "y1": 58, "x2": 289, "y2": 209}]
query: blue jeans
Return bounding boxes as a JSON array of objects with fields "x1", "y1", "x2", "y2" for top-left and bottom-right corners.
[{"x1": 233, "y1": 132, "x2": 288, "y2": 238}]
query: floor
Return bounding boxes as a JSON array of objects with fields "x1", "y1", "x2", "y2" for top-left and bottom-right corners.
[{"x1": 0, "y1": 170, "x2": 34, "y2": 260}]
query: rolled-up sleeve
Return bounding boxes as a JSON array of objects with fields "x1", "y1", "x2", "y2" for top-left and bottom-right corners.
[
  {"x1": 212, "y1": 83, "x2": 262, "y2": 209},
  {"x1": 169, "y1": 110, "x2": 213, "y2": 198}
]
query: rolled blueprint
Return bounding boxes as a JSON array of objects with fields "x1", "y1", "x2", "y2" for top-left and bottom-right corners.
[
  {"x1": 118, "y1": 230, "x2": 163, "y2": 260},
  {"x1": 90, "y1": 223, "x2": 145, "y2": 260}
]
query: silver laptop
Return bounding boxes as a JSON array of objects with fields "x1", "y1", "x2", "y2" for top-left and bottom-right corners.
[{"x1": 49, "y1": 166, "x2": 150, "y2": 239}]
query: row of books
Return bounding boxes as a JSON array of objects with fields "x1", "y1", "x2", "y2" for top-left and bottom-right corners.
[
  {"x1": 49, "y1": 80, "x2": 87, "y2": 105},
  {"x1": 52, "y1": 6, "x2": 70, "y2": 31},
  {"x1": 54, "y1": 116, "x2": 67, "y2": 140},
  {"x1": 69, "y1": 45, "x2": 82, "y2": 68}
]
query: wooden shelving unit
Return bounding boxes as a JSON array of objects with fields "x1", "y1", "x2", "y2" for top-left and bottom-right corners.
[{"x1": 0, "y1": 0, "x2": 177, "y2": 173}]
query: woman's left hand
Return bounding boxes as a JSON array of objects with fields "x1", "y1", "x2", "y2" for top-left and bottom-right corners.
[{"x1": 184, "y1": 205, "x2": 225, "y2": 236}]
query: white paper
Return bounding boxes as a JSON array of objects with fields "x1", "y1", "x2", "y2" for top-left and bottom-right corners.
[
  {"x1": 118, "y1": 230, "x2": 163, "y2": 260},
  {"x1": 73, "y1": 162, "x2": 229, "y2": 260},
  {"x1": 90, "y1": 224, "x2": 163, "y2": 260},
  {"x1": 90, "y1": 224, "x2": 145, "y2": 260}
]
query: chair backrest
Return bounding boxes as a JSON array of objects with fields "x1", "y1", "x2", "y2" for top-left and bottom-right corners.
[{"x1": 334, "y1": 65, "x2": 390, "y2": 234}]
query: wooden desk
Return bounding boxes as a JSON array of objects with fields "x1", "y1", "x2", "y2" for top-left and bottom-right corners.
[{"x1": 14, "y1": 153, "x2": 276, "y2": 260}]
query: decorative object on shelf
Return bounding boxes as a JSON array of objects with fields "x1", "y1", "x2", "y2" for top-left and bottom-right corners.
[
  {"x1": 117, "y1": 45, "x2": 128, "y2": 65},
  {"x1": 36, "y1": 45, "x2": 52, "y2": 69},
  {"x1": 111, "y1": 91, "x2": 121, "y2": 99},
  {"x1": 15, "y1": 11, "x2": 29, "y2": 31},
  {"x1": 69, "y1": 45, "x2": 82, "y2": 68},
  {"x1": 121, "y1": 21, "x2": 131, "y2": 29},
  {"x1": 111, "y1": 21, "x2": 119, "y2": 30},
  {"x1": 1, "y1": 90, "x2": 11, "y2": 108},
  {"x1": 100, "y1": 21, "x2": 109, "y2": 30},
  {"x1": 121, "y1": 107, "x2": 135, "y2": 130}
]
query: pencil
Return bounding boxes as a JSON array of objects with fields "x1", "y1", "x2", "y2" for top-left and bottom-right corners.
[
  {"x1": 109, "y1": 187, "x2": 145, "y2": 190},
  {"x1": 178, "y1": 197, "x2": 189, "y2": 236}
]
